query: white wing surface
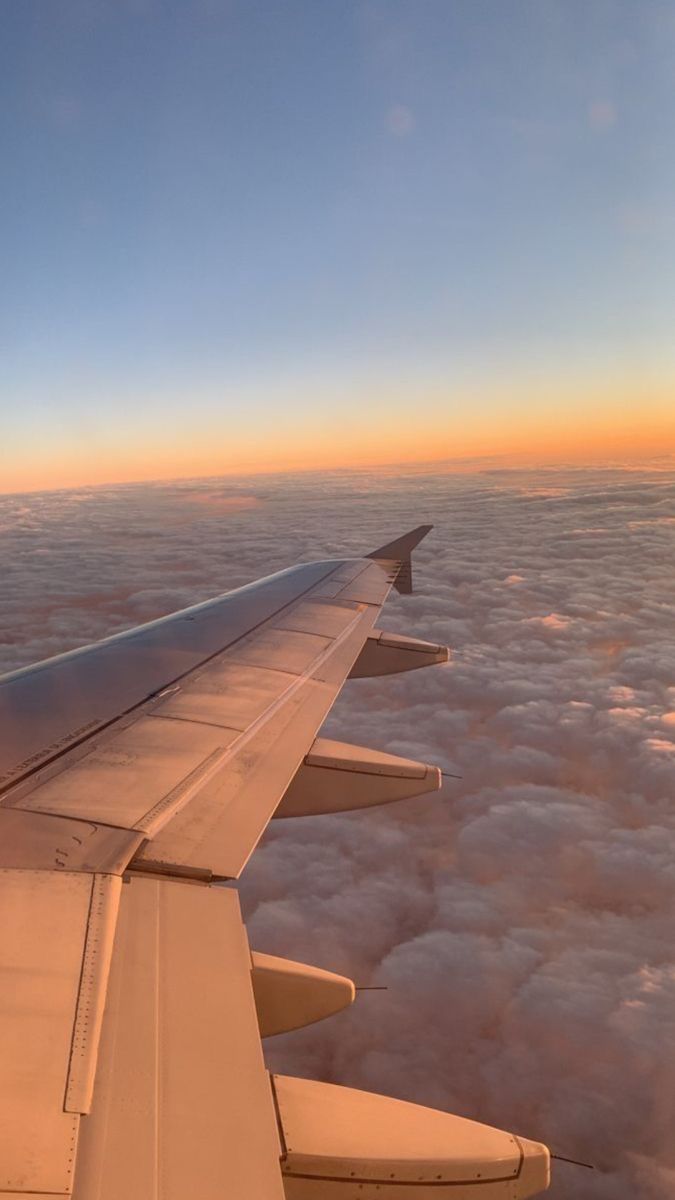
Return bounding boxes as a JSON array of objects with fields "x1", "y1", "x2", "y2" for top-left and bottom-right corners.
[
  {"x1": 0, "y1": 527, "x2": 551, "y2": 1199},
  {"x1": 2, "y1": 558, "x2": 387, "y2": 878}
]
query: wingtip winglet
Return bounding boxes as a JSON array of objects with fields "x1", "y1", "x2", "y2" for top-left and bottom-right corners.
[
  {"x1": 366, "y1": 525, "x2": 433, "y2": 594},
  {"x1": 367, "y1": 524, "x2": 433, "y2": 562}
]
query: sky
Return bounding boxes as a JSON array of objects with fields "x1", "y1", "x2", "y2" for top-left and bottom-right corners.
[
  {"x1": 2, "y1": 0, "x2": 675, "y2": 492},
  {"x1": 2, "y1": 464, "x2": 675, "y2": 1197}
]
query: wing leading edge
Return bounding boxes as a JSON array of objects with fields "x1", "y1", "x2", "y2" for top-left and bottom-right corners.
[{"x1": 0, "y1": 525, "x2": 551, "y2": 1199}]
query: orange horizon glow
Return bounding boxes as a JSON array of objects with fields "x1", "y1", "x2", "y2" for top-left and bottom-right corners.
[
  {"x1": 3, "y1": 382, "x2": 675, "y2": 495},
  {"x1": 5, "y1": 431, "x2": 675, "y2": 496}
]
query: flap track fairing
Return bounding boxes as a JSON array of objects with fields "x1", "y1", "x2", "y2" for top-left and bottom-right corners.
[
  {"x1": 349, "y1": 629, "x2": 449, "y2": 679},
  {"x1": 273, "y1": 1074, "x2": 550, "y2": 1198},
  {"x1": 251, "y1": 953, "x2": 355, "y2": 1037},
  {"x1": 274, "y1": 737, "x2": 441, "y2": 818}
]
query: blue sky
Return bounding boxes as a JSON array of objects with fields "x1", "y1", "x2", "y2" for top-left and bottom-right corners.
[{"x1": 2, "y1": 1, "x2": 675, "y2": 487}]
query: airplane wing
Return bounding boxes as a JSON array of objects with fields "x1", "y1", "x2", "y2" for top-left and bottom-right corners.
[{"x1": 0, "y1": 526, "x2": 550, "y2": 1200}]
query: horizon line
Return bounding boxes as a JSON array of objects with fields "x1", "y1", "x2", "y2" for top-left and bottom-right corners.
[{"x1": 3, "y1": 448, "x2": 675, "y2": 500}]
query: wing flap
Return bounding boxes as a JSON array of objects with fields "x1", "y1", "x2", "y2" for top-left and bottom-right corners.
[
  {"x1": 72, "y1": 877, "x2": 284, "y2": 1200},
  {"x1": 131, "y1": 597, "x2": 381, "y2": 877},
  {"x1": 0, "y1": 869, "x2": 121, "y2": 1195},
  {"x1": 133, "y1": 675, "x2": 335, "y2": 877}
]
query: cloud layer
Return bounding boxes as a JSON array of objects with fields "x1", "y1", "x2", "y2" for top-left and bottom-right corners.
[{"x1": 2, "y1": 463, "x2": 675, "y2": 1198}]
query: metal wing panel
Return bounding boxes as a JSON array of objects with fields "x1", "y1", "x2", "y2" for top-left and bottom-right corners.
[
  {"x1": 227, "y1": 626, "x2": 332, "y2": 672},
  {"x1": 12, "y1": 716, "x2": 237, "y2": 828},
  {"x1": 273, "y1": 600, "x2": 360, "y2": 636},
  {"x1": 133, "y1": 599, "x2": 382, "y2": 877},
  {"x1": 0, "y1": 869, "x2": 121, "y2": 1195},
  {"x1": 332, "y1": 561, "x2": 398, "y2": 606},
  {"x1": 134, "y1": 675, "x2": 334, "y2": 877},
  {"x1": 149, "y1": 661, "x2": 298, "y2": 730},
  {"x1": 2, "y1": 560, "x2": 391, "y2": 878},
  {"x1": 71, "y1": 877, "x2": 285, "y2": 1200},
  {"x1": 0, "y1": 561, "x2": 337, "y2": 796},
  {"x1": 0, "y1": 809, "x2": 142, "y2": 872}
]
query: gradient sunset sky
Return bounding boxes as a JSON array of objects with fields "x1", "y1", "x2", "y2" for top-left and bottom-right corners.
[{"x1": 2, "y1": 0, "x2": 675, "y2": 492}]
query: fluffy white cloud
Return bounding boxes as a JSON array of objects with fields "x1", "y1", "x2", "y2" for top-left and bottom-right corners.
[{"x1": 2, "y1": 462, "x2": 675, "y2": 1198}]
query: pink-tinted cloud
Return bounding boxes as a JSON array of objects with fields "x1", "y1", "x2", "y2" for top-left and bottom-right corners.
[
  {"x1": 527, "y1": 612, "x2": 572, "y2": 630},
  {"x1": 2, "y1": 463, "x2": 675, "y2": 1198}
]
